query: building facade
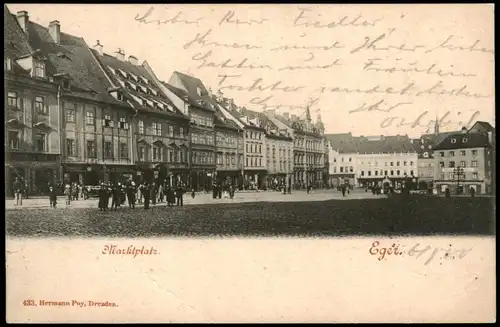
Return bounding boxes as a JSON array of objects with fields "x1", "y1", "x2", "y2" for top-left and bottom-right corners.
[
  {"x1": 5, "y1": 8, "x2": 62, "y2": 196},
  {"x1": 434, "y1": 128, "x2": 494, "y2": 195},
  {"x1": 214, "y1": 113, "x2": 244, "y2": 187},
  {"x1": 263, "y1": 122, "x2": 293, "y2": 189}
]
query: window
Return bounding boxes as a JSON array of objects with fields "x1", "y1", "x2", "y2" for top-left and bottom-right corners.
[
  {"x1": 390, "y1": 162, "x2": 394, "y2": 166},
  {"x1": 397, "y1": 170, "x2": 401, "y2": 175},
  {"x1": 460, "y1": 150, "x2": 466, "y2": 156},
  {"x1": 451, "y1": 138, "x2": 456, "y2": 144},
  {"x1": 7, "y1": 91, "x2": 18, "y2": 108},
  {"x1": 472, "y1": 172, "x2": 478, "y2": 180},
  {"x1": 440, "y1": 172, "x2": 445, "y2": 180},
  {"x1": 439, "y1": 161, "x2": 444, "y2": 168},
  {"x1": 104, "y1": 141, "x2": 113, "y2": 158},
  {"x1": 471, "y1": 160, "x2": 478, "y2": 167},
  {"x1": 340, "y1": 167, "x2": 344, "y2": 173},
  {"x1": 62, "y1": 80, "x2": 70, "y2": 90},
  {"x1": 472, "y1": 150, "x2": 478, "y2": 156},
  {"x1": 440, "y1": 152, "x2": 445, "y2": 157},
  {"x1": 120, "y1": 143, "x2": 128, "y2": 158},
  {"x1": 119, "y1": 117, "x2": 129, "y2": 130},
  {"x1": 65, "y1": 104, "x2": 76, "y2": 123},
  {"x1": 84, "y1": 140, "x2": 95, "y2": 158},
  {"x1": 448, "y1": 172, "x2": 454, "y2": 179},
  {"x1": 390, "y1": 170, "x2": 394, "y2": 176},
  {"x1": 462, "y1": 138, "x2": 468, "y2": 143},
  {"x1": 333, "y1": 167, "x2": 337, "y2": 173},
  {"x1": 152, "y1": 122, "x2": 162, "y2": 136},
  {"x1": 66, "y1": 139, "x2": 76, "y2": 157},
  {"x1": 361, "y1": 171, "x2": 365, "y2": 176},
  {"x1": 103, "y1": 114, "x2": 113, "y2": 127},
  {"x1": 333, "y1": 158, "x2": 336, "y2": 163},
  {"x1": 384, "y1": 170, "x2": 388, "y2": 176},
  {"x1": 423, "y1": 152, "x2": 429, "y2": 158},
  {"x1": 375, "y1": 171, "x2": 378, "y2": 176},
  {"x1": 8, "y1": 130, "x2": 20, "y2": 150},
  {"x1": 34, "y1": 133, "x2": 46, "y2": 152},
  {"x1": 449, "y1": 151, "x2": 455, "y2": 157},
  {"x1": 138, "y1": 146, "x2": 145, "y2": 161},
  {"x1": 460, "y1": 161, "x2": 466, "y2": 168},
  {"x1": 179, "y1": 127, "x2": 184, "y2": 138},
  {"x1": 5, "y1": 58, "x2": 12, "y2": 71},
  {"x1": 168, "y1": 125, "x2": 174, "y2": 137},
  {"x1": 396, "y1": 161, "x2": 400, "y2": 166},
  {"x1": 153, "y1": 147, "x2": 162, "y2": 161},
  {"x1": 403, "y1": 161, "x2": 407, "y2": 166},
  {"x1": 448, "y1": 161, "x2": 455, "y2": 168},
  {"x1": 349, "y1": 166, "x2": 353, "y2": 172},
  {"x1": 138, "y1": 120, "x2": 144, "y2": 134},
  {"x1": 348, "y1": 157, "x2": 352, "y2": 162},
  {"x1": 35, "y1": 96, "x2": 46, "y2": 114},
  {"x1": 34, "y1": 61, "x2": 45, "y2": 78},
  {"x1": 231, "y1": 154, "x2": 235, "y2": 165},
  {"x1": 86, "y1": 111, "x2": 95, "y2": 125}
]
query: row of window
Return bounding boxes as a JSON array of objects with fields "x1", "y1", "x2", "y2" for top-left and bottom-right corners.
[
  {"x1": 333, "y1": 167, "x2": 354, "y2": 173},
  {"x1": 333, "y1": 157, "x2": 352, "y2": 163},
  {"x1": 8, "y1": 131, "x2": 46, "y2": 152},
  {"x1": 439, "y1": 161, "x2": 479, "y2": 168},
  {"x1": 108, "y1": 65, "x2": 151, "y2": 86},
  {"x1": 216, "y1": 133, "x2": 238, "y2": 146},
  {"x1": 7, "y1": 91, "x2": 48, "y2": 114},
  {"x1": 192, "y1": 151, "x2": 214, "y2": 165},
  {"x1": 360, "y1": 170, "x2": 415, "y2": 177},
  {"x1": 356, "y1": 160, "x2": 415, "y2": 167},
  {"x1": 191, "y1": 113, "x2": 213, "y2": 127},
  {"x1": 293, "y1": 138, "x2": 322, "y2": 150},
  {"x1": 246, "y1": 131, "x2": 263, "y2": 140},
  {"x1": 216, "y1": 153, "x2": 243, "y2": 166},
  {"x1": 267, "y1": 160, "x2": 292, "y2": 171},
  {"x1": 138, "y1": 121, "x2": 185, "y2": 138},
  {"x1": 191, "y1": 133, "x2": 214, "y2": 145},
  {"x1": 440, "y1": 150, "x2": 478, "y2": 157},
  {"x1": 246, "y1": 156, "x2": 263, "y2": 167},
  {"x1": 440, "y1": 172, "x2": 479, "y2": 180},
  {"x1": 137, "y1": 146, "x2": 187, "y2": 163},
  {"x1": 246, "y1": 143, "x2": 262, "y2": 154}
]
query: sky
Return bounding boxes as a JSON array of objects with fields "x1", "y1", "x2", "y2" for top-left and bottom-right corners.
[{"x1": 6, "y1": 4, "x2": 495, "y2": 138}]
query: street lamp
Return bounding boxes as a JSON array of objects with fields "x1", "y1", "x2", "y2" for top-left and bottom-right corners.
[{"x1": 452, "y1": 167, "x2": 465, "y2": 195}]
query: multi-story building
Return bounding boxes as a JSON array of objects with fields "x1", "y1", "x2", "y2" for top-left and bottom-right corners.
[
  {"x1": 213, "y1": 110, "x2": 244, "y2": 187},
  {"x1": 161, "y1": 72, "x2": 217, "y2": 191},
  {"x1": 267, "y1": 108, "x2": 325, "y2": 188},
  {"x1": 4, "y1": 8, "x2": 62, "y2": 196},
  {"x1": 325, "y1": 133, "x2": 358, "y2": 187},
  {"x1": 93, "y1": 48, "x2": 190, "y2": 186},
  {"x1": 434, "y1": 124, "x2": 495, "y2": 195},
  {"x1": 325, "y1": 133, "x2": 417, "y2": 189},
  {"x1": 214, "y1": 94, "x2": 267, "y2": 189}
]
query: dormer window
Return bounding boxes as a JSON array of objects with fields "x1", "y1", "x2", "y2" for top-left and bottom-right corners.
[
  {"x1": 4, "y1": 58, "x2": 12, "y2": 71},
  {"x1": 451, "y1": 138, "x2": 457, "y2": 144},
  {"x1": 196, "y1": 87, "x2": 202, "y2": 97},
  {"x1": 62, "y1": 80, "x2": 70, "y2": 90},
  {"x1": 103, "y1": 114, "x2": 114, "y2": 127},
  {"x1": 34, "y1": 60, "x2": 45, "y2": 78},
  {"x1": 462, "y1": 138, "x2": 468, "y2": 143},
  {"x1": 117, "y1": 92, "x2": 124, "y2": 101}
]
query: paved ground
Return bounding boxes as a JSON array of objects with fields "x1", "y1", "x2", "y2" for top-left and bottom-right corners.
[
  {"x1": 5, "y1": 192, "x2": 495, "y2": 237},
  {"x1": 5, "y1": 189, "x2": 383, "y2": 210}
]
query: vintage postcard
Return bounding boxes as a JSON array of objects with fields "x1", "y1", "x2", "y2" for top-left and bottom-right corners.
[{"x1": 5, "y1": 3, "x2": 495, "y2": 323}]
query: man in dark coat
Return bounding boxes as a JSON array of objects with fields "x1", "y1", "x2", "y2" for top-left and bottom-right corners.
[
  {"x1": 98, "y1": 183, "x2": 108, "y2": 211},
  {"x1": 143, "y1": 182, "x2": 151, "y2": 209},
  {"x1": 126, "y1": 181, "x2": 136, "y2": 209},
  {"x1": 150, "y1": 183, "x2": 157, "y2": 206},
  {"x1": 111, "y1": 183, "x2": 121, "y2": 211},
  {"x1": 49, "y1": 184, "x2": 57, "y2": 208},
  {"x1": 175, "y1": 183, "x2": 184, "y2": 206}
]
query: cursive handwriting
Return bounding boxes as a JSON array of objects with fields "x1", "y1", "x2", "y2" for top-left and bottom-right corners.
[
  {"x1": 426, "y1": 35, "x2": 494, "y2": 54},
  {"x1": 318, "y1": 81, "x2": 492, "y2": 99},
  {"x1": 379, "y1": 110, "x2": 481, "y2": 131},
  {"x1": 362, "y1": 58, "x2": 477, "y2": 78},
  {"x1": 350, "y1": 31, "x2": 426, "y2": 54},
  {"x1": 349, "y1": 100, "x2": 412, "y2": 113},
  {"x1": 293, "y1": 7, "x2": 383, "y2": 29},
  {"x1": 270, "y1": 41, "x2": 345, "y2": 52},
  {"x1": 250, "y1": 95, "x2": 321, "y2": 111},
  {"x1": 192, "y1": 50, "x2": 273, "y2": 70},
  {"x1": 217, "y1": 74, "x2": 305, "y2": 92},
  {"x1": 135, "y1": 6, "x2": 203, "y2": 25},
  {"x1": 278, "y1": 59, "x2": 342, "y2": 71},
  {"x1": 184, "y1": 28, "x2": 262, "y2": 50},
  {"x1": 219, "y1": 10, "x2": 268, "y2": 26},
  {"x1": 406, "y1": 243, "x2": 473, "y2": 265}
]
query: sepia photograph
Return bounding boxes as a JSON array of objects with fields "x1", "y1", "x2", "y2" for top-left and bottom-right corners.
[{"x1": 5, "y1": 3, "x2": 495, "y2": 323}]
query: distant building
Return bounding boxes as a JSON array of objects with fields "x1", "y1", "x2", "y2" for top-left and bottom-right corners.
[
  {"x1": 325, "y1": 133, "x2": 358, "y2": 187},
  {"x1": 434, "y1": 123, "x2": 495, "y2": 195}
]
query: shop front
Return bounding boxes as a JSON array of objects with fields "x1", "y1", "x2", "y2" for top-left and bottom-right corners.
[
  {"x1": 6, "y1": 152, "x2": 61, "y2": 197},
  {"x1": 216, "y1": 169, "x2": 242, "y2": 188},
  {"x1": 190, "y1": 167, "x2": 216, "y2": 192},
  {"x1": 244, "y1": 169, "x2": 267, "y2": 190}
]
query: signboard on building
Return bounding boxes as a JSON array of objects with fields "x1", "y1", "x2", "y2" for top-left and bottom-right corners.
[{"x1": 442, "y1": 167, "x2": 476, "y2": 173}]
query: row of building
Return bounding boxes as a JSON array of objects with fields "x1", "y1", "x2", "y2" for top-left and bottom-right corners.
[
  {"x1": 326, "y1": 121, "x2": 496, "y2": 195},
  {"x1": 4, "y1": 6, "x2": 327, "y2": 195},
  {"x1": 4, "y1": 6, "x2": 495, "y2": 196}
]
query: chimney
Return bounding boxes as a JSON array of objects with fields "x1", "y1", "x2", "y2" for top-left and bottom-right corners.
[
  {"x1": 49, "y1": 20, "x2": 61, "y2": 44},
  {"x1": 94, "y1": 40, "x2": 103, "y2": 56},
  {"x1": 461, "y1": 126, "x2": 468, "y2": 134},
  {"x1": 16, "y1": 11, "x2": 29, "y2": 34},
  {"x1": 208, "y1": 87, "x2": 212, "y2": 96},
  {"x1": 115, "y1": 48, "x2": 125, "y2": 61},
  {"x1": 487, "y1": 131, "x2": 493, "y2": 144},
  {"x1": 283, "y1": 112, "x2": 290, "y2": 120},
  {"x1": 128, "y1": 55, "x2": 138, "y2": 65}
]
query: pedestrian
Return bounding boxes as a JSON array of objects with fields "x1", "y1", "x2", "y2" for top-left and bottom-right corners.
[
  {"x1": 470, "y1": 187, "x2": 476, "y2": 198},
  {"x1": 49, "y1": 185, "x2": 57, "y2": 208},
  {"x1": 64, "y1": 184, "x2": 71, "y2": 205},
  {"x1": 111, "y1": 183, "x2": 121, "y2": 211},
  {"x1": 127, "y1": 181, "x2": 136, "y2": 209},
  {"x1": 136, "y1": 182, "x2": 143, "y2": 204},
  {"x1": 445, "y1": 187, "x2": 451, "y2": 198},
  {"x1": 341, "y1": 184, "x2": 346, "y2": 197},
  {"x1": 143, "y1": 182, "x2": 151, "y2": 209},
  {"x1": 13, "y1": 177, "x2": 23, "y2": 206},
  {"x1": 229, "y1": 184, "x2": 234, "y2": 199},
  {"x1": 175, "y1": 183, "x2": 184, "y2": 206},
  {"x1": 98, "y1": 183, "x2": 108, "y2": 211},
  {"x1": 212, "y1": 182, "x2": 217, "y2": 199},
  {"x1": 191, "y1": 188, "x2": 196, "y2": 199},
  {"x1": 158, "y1": 183, "x2": 164, "y2": 203}
]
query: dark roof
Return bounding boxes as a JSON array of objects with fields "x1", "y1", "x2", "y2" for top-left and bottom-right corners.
[
  {"x1": 214, "y1": 97, "x2": 266, "y2": 131},
  {"x1": 4, "y1": 6, "x2": 31, "y2": 58},
  {"x1": 434, "y1": 132, "x2": 491, "y2": 151},
  {"x1": 21, "y1": 17, "x2": 124, "y2": 105},
  {"x1": 469, "y1": 121, "x2": 495, "y2": 133},
  {"x1": 274, "y1": 113, "x2": 322, "y2": 136},
  {"x1": 213, "y1": 106, "x2": 240, "y2": 131},
  {"x1": 94, "y1": 51, "x2": 186, "y2": 118},
  {"x1": 325, "y1": 133, "x2": 415, "y2": 154},
  {"x1": 169, "y1": 71, "x2": 216, "y2": 112},
  {"x1": 411, "y1": 131, "x2": 458, "y2": 159}
]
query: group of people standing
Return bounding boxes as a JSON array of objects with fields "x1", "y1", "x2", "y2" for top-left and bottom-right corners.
[
  {"x1": 212, "y1": 182, "x2": 235, "y2": 199},
  {"x1": 97, "y1": 179, "x2": 186, "y2": 211}
]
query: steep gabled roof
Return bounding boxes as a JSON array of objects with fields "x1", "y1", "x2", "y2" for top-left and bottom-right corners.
[
  {"x1": 94, "y1": 51, "x2": 187, "y2": 118},
  {"x1": 325, "y1": 133, "x2": 416, "y2": 154},
  {"x1": 213, "y1": 96, "x2": 266, "y2": 131},
  {"x1": 4, "y1": 6, "x2": 31, "y2": 58},
  {"x1": 170, "y1": 71, "x2": 216, "y2": 112},
  {"x1": 468, "y1": 121, "x2": 495, "y2": 133},
  {"x1": 434, "y1": 132, "x2": 491, "y2": 151},
  {"x1": 412, "y1": 131, "x2": 458, "y2": 159}
]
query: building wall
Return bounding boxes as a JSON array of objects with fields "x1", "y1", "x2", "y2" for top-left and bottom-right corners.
[
  {"x1": 266, "y1": 137, "x2": 293, "y2": 175},
  {"x1": 356, "y1": 153, "x2": 418, "y2": 187},
  {"x1": 244, "y1": 128, "x2": 265, "y2": 170},
  {"x1": 215, "y1": 128, "x2": 243, "y2": 171},
  {"x1": 433, "y1": 147, "x2": 490, "y2": 194}
]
